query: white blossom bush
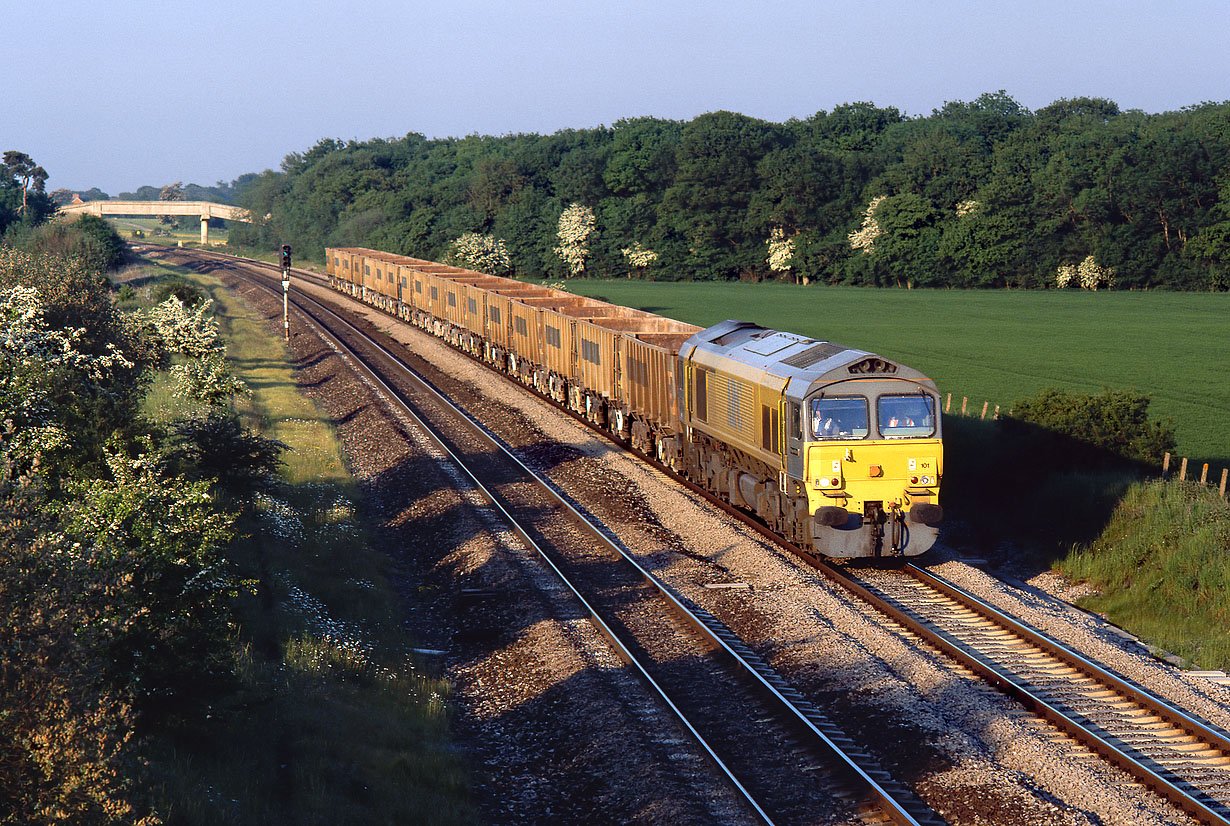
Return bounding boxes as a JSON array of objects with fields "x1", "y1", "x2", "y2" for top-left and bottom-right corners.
[
  {"x1": 848, "y1": 195, "x2": 886, "y2": 254},
  {"x1": 1077, "y1": 254, "x2": 1114, "y2": 290},
  {"x1": 444, "y1": 232, "x2": 511, "y2": 275},
  {"x1": 621, "y1": 242, "x2": 658, "y2": 277},
  {"x1": 1055, "y1": 256, "x2": 1115, "y2": 290},
  {"x1": 170, "y1": 350, "x2": 248, "y2": 407},
  {"x1": 1, "y1": 285, "x2": 131, "y2": 476},
  {"x1": 766, "y1": 227, "x2": 796, "y2": 273},
  {"x1": 147, "y1": 296, "x2": 220, "y2": 358},
  {"x1": 554, "y1": 203, "x2": 595, "y2": 276},
  {"x1": 145, "y1": 296, "x2": 246, "y2": 407},
  {"x1": 956, "y1": 199, "x2": 980, "y2": 217}
]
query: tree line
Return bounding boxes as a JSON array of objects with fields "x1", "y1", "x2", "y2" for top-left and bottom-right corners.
[{"x1": 216, "y1": 92, "x2": 1230, "y2": 290}]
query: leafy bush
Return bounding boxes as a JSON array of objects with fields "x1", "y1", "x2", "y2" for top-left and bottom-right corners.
[
  {"x1": 71, "y1": 213, "x2": 127, "y2": 270},
  {"x1": 1000, "y1": 387, "x2": 1175, "y2": 469},
  {"x1": 0, "y1": 499, "x2": 148, "y2": 825},
  {"x1": 151, "y1": 276, "x2": 206, "y2": 306},
  {"x1": 0, "y1": 252, "x2": 269, "y2": 819},
  {"x1": 7, "y1": 213, "x2": 126, "y2": 272},
  {"x1": 163, "y1": 411, "x2": 286, "y2": 498},
  {"x1": 941, "y1": 392, "x2": 1155, "y2": 558},
  {"x1": 56, "y1": 440, "x2": 239, "y2": 717}
]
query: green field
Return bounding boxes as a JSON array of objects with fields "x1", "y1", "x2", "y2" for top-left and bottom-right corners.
[
  {"x1": 556, "y1": 281, "x2": 1230, "y2": 466},
  {"x1": 104, "y1": 215, "x2": 230, "y2": 246}
]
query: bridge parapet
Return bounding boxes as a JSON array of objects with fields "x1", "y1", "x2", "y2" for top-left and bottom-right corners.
[{"x1": 57, "y1": 200, "x2": 255, "y2": 243}]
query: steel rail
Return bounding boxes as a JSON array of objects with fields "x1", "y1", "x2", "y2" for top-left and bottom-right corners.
[
  {"x1": 898, "y1": 563, "x2": 1230, "y2": 824},
  {"x1": 220, "y1": 257, "x2": 932, "y2": 826},
  {"x1": 905, "y1": 562, "x2": 1230, "y2": 758}
]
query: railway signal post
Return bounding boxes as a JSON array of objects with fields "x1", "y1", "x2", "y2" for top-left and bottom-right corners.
[{"x1": 280, "y1": 244, "x2": 292, "y2": 341}]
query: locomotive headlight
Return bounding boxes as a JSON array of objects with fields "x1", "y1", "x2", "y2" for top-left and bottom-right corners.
[{"x1": 921, "y1": 475, "x2": 934, "y2": 486}]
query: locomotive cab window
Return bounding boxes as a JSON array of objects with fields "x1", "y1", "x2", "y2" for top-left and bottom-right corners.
[
  {"x1": 877, "y1": 394, "x2": 936, "y2": 438},
  {"x1": 810, "y1": 396, "x2": 868, "y2": 440}
]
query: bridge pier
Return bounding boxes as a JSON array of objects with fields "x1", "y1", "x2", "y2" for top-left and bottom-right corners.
[{"x1": 201, "y1": 217, "x2": 210, "y2": 245}]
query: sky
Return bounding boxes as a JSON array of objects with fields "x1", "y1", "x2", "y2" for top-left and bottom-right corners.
[{"x1": 8, "y1": 0, "x2": 1230, "y2": 196}]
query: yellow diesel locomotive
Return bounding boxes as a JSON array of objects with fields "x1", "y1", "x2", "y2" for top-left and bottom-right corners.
[{"x1": 325, "y1": 248, "x2": 943, "y2": 558}]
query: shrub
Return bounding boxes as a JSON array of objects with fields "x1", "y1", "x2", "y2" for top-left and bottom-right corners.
[
  {"x1": 151, "y1": 276, "x2": 206, "y2": 306},
  {"x1": 942, "y1": 392, "x2": 1160, "y2": 558},
  {"x1": 162, "y1": 411, "x2": 286, "y2": 498},
  {"x1": 1000, "y1": 387, "x2": 1175, "y2": 469},
  {"x1": 56, "y1": 440, "x2": 239, "y2": 717}
]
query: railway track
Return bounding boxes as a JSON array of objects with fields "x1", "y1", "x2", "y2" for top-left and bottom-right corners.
[
  {"x1": 831, "y1": 562, "x2": 1230, "y2": 826},
  {"x1": 203, "y1": 252, "x2": 939, "y2": 826},
  {"x1": 164, "y1": 246, "x2": 1230, "y2": 824}
]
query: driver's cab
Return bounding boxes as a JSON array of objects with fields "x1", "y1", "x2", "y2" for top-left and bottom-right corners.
[{"x1": 808, "y1": 392, "x2": 937, "y2": 442}]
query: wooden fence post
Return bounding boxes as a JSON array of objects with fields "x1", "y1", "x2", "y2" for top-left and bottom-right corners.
[
  {"x1": 1162, "y1": 452, "x2": 1171, "y2": 476},
  {"x1": 993, "y1": 404, "x2": 1000, "y2": 419},
  {"x1": 1179, "y1": 457, "x2": 1188, "y2": 481},
  {"x1": 1200, "y1": 463, "x2": 1209, "y2": 485},
  {"x1": 1220, "y1": 468, "x2": 1228, "y2": 499},
  {"x1": 961, "y1": 397, "x2": 968, "y2": 415},
  {"x1": 945, "y1": 393, "x2": 951, "y2": 413},
  {"x1": 980, "y1": 401, "x2": 989, "y2": 419}
]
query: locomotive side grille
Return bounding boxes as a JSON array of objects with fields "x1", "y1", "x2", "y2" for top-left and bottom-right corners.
[{"x1": 706, "y1": 371, "x2": 754, "y2": 438}]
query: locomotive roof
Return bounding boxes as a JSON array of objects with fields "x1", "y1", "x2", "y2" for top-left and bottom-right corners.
[{"x1": 683, "y1": 320, "x2": 936, "y2": 401}]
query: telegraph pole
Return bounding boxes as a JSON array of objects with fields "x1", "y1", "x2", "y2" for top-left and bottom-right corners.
[{"x1": 280, "y1": 244, "x2": 292, "y2": 341}]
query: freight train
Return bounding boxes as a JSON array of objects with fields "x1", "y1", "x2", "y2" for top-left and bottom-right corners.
[{"x1": 325, "y1": 247, "x2": 943, "y2": 558}]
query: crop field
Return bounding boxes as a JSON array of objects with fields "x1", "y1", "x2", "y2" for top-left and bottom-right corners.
[{"x1": 558, "y1": 281, "x2": 1230, "y2": 465}]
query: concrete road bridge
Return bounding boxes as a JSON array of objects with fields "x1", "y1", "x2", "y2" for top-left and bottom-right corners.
[{"x1": 58, "y1": 200, "x2": 256, "y2": 244}]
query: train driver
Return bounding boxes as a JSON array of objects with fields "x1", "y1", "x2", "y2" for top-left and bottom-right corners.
[
  {"x1": 813, "y1": 403, "x2": 845, "y2": 438},
  {"x1": 815, "y1": 412, "x2": 839, "y2": 438}
]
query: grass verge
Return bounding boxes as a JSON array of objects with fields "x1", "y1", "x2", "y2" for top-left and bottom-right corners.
[
  {"x1": 117, "y1": 256, "x2": 476, "y2": 825},
  {"x1": 1056, "y1": 480, "x2": 1230, "y2": 672}
]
